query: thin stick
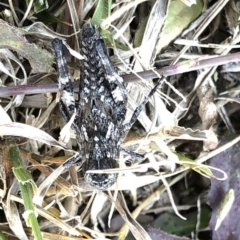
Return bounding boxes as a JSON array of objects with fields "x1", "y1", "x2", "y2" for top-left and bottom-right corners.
[{"x1": 1, "y1": 52, "x2": 240, "y2": 97}]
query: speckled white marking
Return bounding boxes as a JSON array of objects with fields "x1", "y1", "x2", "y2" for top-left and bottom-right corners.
[
  {"x1": 59, "y1": 76, "x2": 70, "y2": 84},
  {"x1": 82, "y1": 126, "x2": 88, "y2": 141},
  {"x1": 84, "y1": 87, "x2": 90, "y2": 93},
  {"x1": 106, "y1": 122, "x2": 114, "y2": 139},
  {"x1": 62, "y1": 90, "x2": 74, "y2": 107},
  {"x1": 84, "y1": 78, "x2": 89, "y2": 84},
  {"x1": 84, "y1": 62, "x2": 90, "y2": 68},
  {"x1": 112, "y1": 87, "x2": 123, "y2": 102}
]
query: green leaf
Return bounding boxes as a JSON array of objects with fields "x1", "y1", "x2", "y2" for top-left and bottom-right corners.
[
  {"x1": 91, "y1": 0, "x2": 128, "y2": 51},
  {"x1": 28, "y1": 213, "x2": 43, "y2": 240},
  {"x1": 156, "y1": 0, "x2": 203, "y2": 53},
  {"x1": 34, "y1": 0, "x2": 49, "y2": 13},
  {"x1": 133, "y1": 16, "x2": 148, "y2": 48},
  {"x1": 19, "y1": 183, "x2": 35, "y2": 212},
  {"x1": 0, "y1": 231, "x2": 6, "y2": 240},
  {"x1": 176, "y1": 152, "x2": 214, "y2": 178},
  {"x1": 8, "y1": 143, "x2": 37, "y2": 192},
  {"x1": 100, "y1": 28, "x2": 128, "y2": 51},
  {"x1": 25, "y1": 0, "x2": 49, "y2": 13},
  {"x1": 8, "y1": 143, "x2": 42, "y2": 240},
  {"x1": 0, "y1": 19, "x2": 53, "y2": 73},
  {"x1": 12, "y1": 166, "x2": 33, "y2": 182},
  {"x1": 154, "y1": 205, "x2": 210, "y2": 235},
  {"x1": 36, "y1": 11, "x2": 72, "y2": 24},
  {"x1": 92, "y1": 0, "x2": 112, "y2": 27}
]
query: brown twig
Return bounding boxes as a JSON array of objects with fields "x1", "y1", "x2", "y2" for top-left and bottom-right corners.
[{"x1": 1, "y1": 52, "x2": 240, "y2": 97}]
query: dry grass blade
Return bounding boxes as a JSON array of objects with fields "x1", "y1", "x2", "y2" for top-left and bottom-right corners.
[
  {"x1": 0, "y1": 122, "x2": 68, "y2": 149},
  {"x1": 134, "y1": 0, "x2": 169, "y2": 69},
  {"x1": 108, "y1": 192, "x2": 151, "y2": 240},
  {"x1": 2, "y1": 198, "x2": 28, "y2": 240}
]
